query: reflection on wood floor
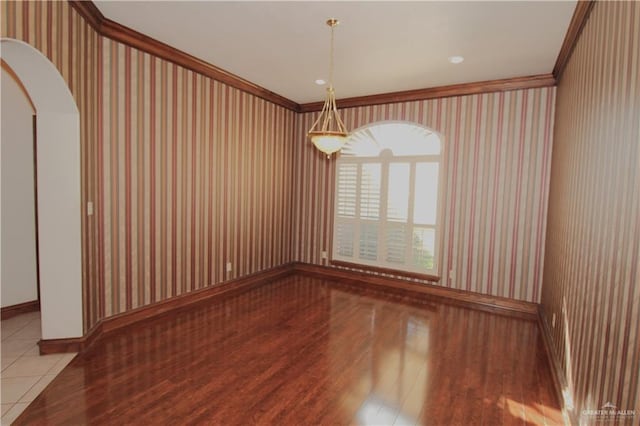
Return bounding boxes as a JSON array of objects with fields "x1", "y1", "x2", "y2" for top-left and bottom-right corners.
[{"x1": 15, "y1": 274, "x2": 563, "y2": 425}]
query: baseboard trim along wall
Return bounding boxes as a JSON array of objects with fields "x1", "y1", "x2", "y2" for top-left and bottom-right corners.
[
  {"x1": 38, "y1": 264, "x2": 295, "y2": 354},
  {"x1": 1, "y1": 300, "x2": 39, "y2": 320},
  {"x1": 292, "y1": 263, "x2": 539, "y2": 319},
  {"x1": 40, "y1": 262, "x2": 543, "y2": 354},
  {"x1": 37, "y1": 335, "x2": 89, "y2": 355},
  {"x1": 537, "y1": 306, "x2": 576, "y2": 425}
]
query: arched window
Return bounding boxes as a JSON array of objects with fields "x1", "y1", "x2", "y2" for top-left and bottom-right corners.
[{"x1": 332, "y1": 122, "x2": 443, "y2": 277}]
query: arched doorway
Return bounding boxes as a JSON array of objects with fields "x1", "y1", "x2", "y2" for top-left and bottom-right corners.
[{"x1": 1, "y1": 38, "x2": 83, "y2": 339}]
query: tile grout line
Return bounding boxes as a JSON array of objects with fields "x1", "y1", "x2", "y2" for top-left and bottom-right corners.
[
  {"x1": 1, "y1": 315, "x2": 41, "y2": 344},
  {"x1": 1, "y1": 403, "x2": 16, "y2": 420},
  {"x1": 1, "y1": 312, "x2": 44, "y2": 419}
]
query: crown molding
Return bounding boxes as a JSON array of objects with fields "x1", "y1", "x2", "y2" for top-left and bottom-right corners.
[
  {"x1": 68, "y1": 0, "x2": 103, "y2": 30},
  {"x1": 68, "y1": 1, "x2": 300, "y2": 112},
  {"x1": 299, "y1": 74, "x2": 556, "y2": 113},
  {"x1": 553, "y1": 1, "x2": 596, "y2": 81},
  {"x1": 69, "y1": 1, "x2": 562, "y2": 115}
]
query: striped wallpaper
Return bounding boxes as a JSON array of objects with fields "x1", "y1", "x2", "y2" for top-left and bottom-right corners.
[
  {"x1": 541, "y1": 1, "x2": 640, "y2": 423},
  {"x1": 97, "y1": 39, "x2": 295, "y2": 323},
  {"x1": 1, "y1": 1, "x2": 296, "y2": 330},
  {"x1": 293, "y1": 88, "x2": 556, "y2": 303},
  {"x1": 4, "y1": 3, "x2": 639, "y2": 421}
]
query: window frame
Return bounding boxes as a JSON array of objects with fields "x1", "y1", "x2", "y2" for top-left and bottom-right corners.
[{"x1": 330, "y1": 122, "x2": 445, "y2": 281}]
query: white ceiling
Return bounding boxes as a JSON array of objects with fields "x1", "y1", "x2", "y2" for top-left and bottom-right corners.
[{"x1": 95, "y1": 1, "x2": 577, "y2": 104}]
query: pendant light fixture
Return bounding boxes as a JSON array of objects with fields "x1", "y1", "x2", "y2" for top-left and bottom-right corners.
[{"x1": 308, "y1": 18, "x2": 349, "y2": 158}]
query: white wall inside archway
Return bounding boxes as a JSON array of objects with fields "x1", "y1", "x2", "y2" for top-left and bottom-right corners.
[
  {"x1": 1, "y1": 66, "x2": 38, "y2": 308},
  {"x1": 0, "y1": 38, "x2": 83, "y2": 339}
]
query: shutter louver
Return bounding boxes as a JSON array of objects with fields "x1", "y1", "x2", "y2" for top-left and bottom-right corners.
[
  {"x1": 337, "y1": 163, "x2": 357, "y2": 218},
  {"x1": 335, "y1": 222, "x2": 355, "y2": 257},
  {"x1": 386, "y1": 225, "x2": 406, "y2": 264},
  {"x1": 359, "y1": 163, "x2": 381, "y2": 220},
  {"x1": 359, "y1": 223, "x2": 378, "y2": 260}
]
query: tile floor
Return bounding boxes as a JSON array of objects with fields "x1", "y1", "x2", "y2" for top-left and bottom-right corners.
[{"x1": 1, "y1": 311, "x2": 76, "y2": 425}]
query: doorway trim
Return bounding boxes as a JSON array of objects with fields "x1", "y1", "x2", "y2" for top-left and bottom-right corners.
[{"x1": 1, "y1": 38, "x2": 83, "y2": 339}]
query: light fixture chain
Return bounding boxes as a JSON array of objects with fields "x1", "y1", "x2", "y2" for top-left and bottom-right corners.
[
  {"x1": 329, "y1": 23, "x2": 334, "y2": 88},
  {"x1": 307, "y1": 18, "x2": 348, "y2": 158}
]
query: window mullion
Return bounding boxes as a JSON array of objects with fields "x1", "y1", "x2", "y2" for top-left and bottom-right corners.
[
  {"x1": 406, "y1": 161, "x2": 417, "y2": 267},
  {"x1": 379, "y1": 157, "x2": 390, "y2": 264},
  {"x1": 354, "y1": 162, "x2": 363, "y2": 260}
]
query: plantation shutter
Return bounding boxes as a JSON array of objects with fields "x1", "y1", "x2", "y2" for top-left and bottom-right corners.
[{"x1": 332, "y1": 123, "x2": 442, "y2": 276}]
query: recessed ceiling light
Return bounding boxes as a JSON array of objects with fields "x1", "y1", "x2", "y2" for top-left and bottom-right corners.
[
  {"x1": 315, "y1": 79, "x2": 326, "y2": 85},
  {"x1": 448, "y1": 55, "x2": 464, "y2": 64}
]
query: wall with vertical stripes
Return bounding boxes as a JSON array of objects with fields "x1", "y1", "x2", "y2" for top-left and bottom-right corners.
[
  {"x1": 1, "y1": 1, "x2": 296, "y2": 330},
  {"x1": 4, "y1": 4, "x2": 639, "y2": 418},
  {"x1": 541, "y1": 1, "x2": 640, "y2": 422},
  {"x1": 96, "y1": 39, "x2": 295, "y2": 325},
  {"x1": 293, "y1": 88, "x2": 556, "y2": 303},
  {"x1": 0, "y1": 1, "x2": 556, "y2": 327}
]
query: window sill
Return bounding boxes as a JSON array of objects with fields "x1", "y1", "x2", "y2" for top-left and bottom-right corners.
[{"x1": 330, "y1": 260, "x2": 441, "y2": 283}]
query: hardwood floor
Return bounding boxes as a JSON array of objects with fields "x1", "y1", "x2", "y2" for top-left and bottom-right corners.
[{"x1": 15, "y1": 275, "x2": 563, "y2": 425}]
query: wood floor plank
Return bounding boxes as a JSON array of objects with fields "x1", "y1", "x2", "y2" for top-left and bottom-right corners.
[{"x1": 14, "y1": 274, "x2": 563, "y2": 425}]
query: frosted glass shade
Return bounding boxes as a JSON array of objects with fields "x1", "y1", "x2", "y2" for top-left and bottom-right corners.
[{"x1": 309, "y1": 132, "x2": 348, "y2": 157}]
